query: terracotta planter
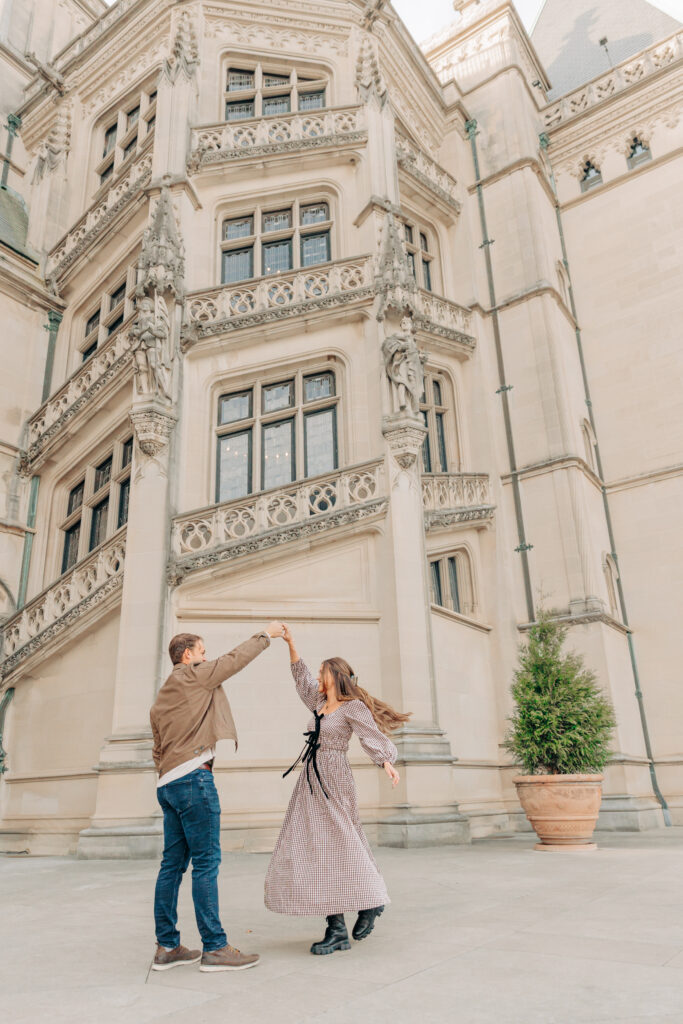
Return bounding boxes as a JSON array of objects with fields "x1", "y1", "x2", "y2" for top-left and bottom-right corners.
[{"x1": 513, "y1": 774, "x2": 603, "y2": 851}]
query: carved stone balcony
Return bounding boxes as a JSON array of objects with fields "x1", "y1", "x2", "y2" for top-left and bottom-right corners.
[
  {"x1": 23, "y1": 316, "x2": 135, "y2": 472},
  {"x1": 543, "y1": 30, "x2": 683, "y2": 128},
  {"x1": 183, "y1": 256, "x2": 375, "y2": 341},
  {"x1": 188, "y1": 106, "x2": 366, "y2": 170},
  {"x1": 168, "y1": 460, "x2": 387, "y2": 582},
  {"x1": 0, "y1": 531, "x2": 126, "y2": 681},
  {"x1": 46, "y1": 143, "x2": 153, "y2": 281},
  {"x1": 414, "y1": 290, "x2": 474, "y2": 348},
  {"x1": 422, "y1": 473, "x2": 494, "y2": 530},
  {"x1": 396, "y1": 132, "x2": 461, "y2": 215}
]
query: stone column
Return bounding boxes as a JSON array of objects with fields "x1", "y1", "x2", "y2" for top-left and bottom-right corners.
[{"x1": 78, "y1": 188, "x2": 184, "y2": 858}]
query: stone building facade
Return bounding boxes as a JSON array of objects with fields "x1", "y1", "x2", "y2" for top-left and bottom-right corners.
[{"x1": 0, "y1": 0, "x2": 681, "y2": 856}]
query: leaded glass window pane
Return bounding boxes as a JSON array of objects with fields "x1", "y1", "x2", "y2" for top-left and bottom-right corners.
[
  {"x1": 299, "y1": 91, "x2": 325, "y2": 110},
  {"x1": 430, "y1": 561, "x2": 443, "y2": 606},
  {"x1": 404, "y1": 224, "x2": 414, "y2": 244},
  {"x1": 263, "y1": 381, "x2": 294, "y2": 414},
  {"x1": 263, "y1": 95, "x2": 291, "y2": 116},
  {"x1": 263, "y1": 73, "x2": 289, "y2": 87},
  {"x1": 219, "y1": 391, "x2": 252, "y2": 425},
  {"x1": 436, "y1": 412, "x2": 447, "y2": 472},
  {"x1": 262, "y1": 419, "x2": 294, "y2": 489},
  {"x1": 89, "y1": 497, "x2": 109, "y2": 551},
  {"x1": 86, "y1": 311, "x2": 100, "y2": 337},
  {"x1": 68, "y1": 482, "x2": 84, "y2": 516},
  {"x1": 82, "y1": 342, "x2": 97, "y2": 362},
  {"x1": 62, "y1": 521, "x2": 81, "y2": 574},
  {"x1": 421, "y1": 410, "x2": 432, "y2": 473},
  {"x1": 122, "y1": 437, "x2": 134, "y2": 467},
  {"x1": 117, "y1": 478, "x2": 130, "y2": 529},
  {"x1": 304, "y1": 407, "x2": 337, "y2": 477},
  {"x1": 100, "y1": 163, "x2": 113, "y2": 186},
  {"x1": 217, "y1": 430, "x2": 251, "y2": 502},
  {"x1": 262, "y1": 239, "x2": 293, "y2": 276},
  {"x1": 301, "y1": 232, "x2": 330, "y2": 268},
  {"x1": 103, "y1": 123, "x2": 117, "y2": 157},
  {"x1": 110, "y1": 282, "x2": 126, "y2": 310},
  {"x1": 107, "y1": 314, "x2": 124, "y2": 336},
  {"x1": 222, "y1": 246, "x2": 253, "y2": 284},
  {"x1": 95, "y1": 457, "x2": 112, "y2": 492},
  {"x1": 225, "y1": 99, "x2": 255, "y2": 121},
  {"x1": 228, "y1": 69, "x2": 255, "y2": 91},
  {"x1": 263, "y1": 209, "x2": 292, "y2": 233},
  {"x1": 420, "y1": 232, "x2": 429, "y2": 252},
  {"x1": 448, "y1": 556, "x2": 461, "y2": 614},
  {"x1": 433, "y1": 380, "x2": 443, "y2": 405},
  {"x1": 223, "y1": 216, "x2": 254, "y2": 241},
  {"x1": 407, "y1": 252, "x2": 416, "y2": 278},
  {"x1": 127, "y1": 106, "x2": 140, "y2": 129},
  {"x1": 422, "y1": 258, "x2": 432, "y2": 291},
  {"x1": 123, "y1": 139, "x2": 136, "y2": 161},
  {"x1": 304, "y1": 373, "x2": 334, "y2": 402},
  {"x1": 300, "y1": 203, "x2": 329, "y2": 225}
]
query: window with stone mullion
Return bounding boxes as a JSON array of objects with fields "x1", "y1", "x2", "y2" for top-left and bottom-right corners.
[
  {"x1": 79, "y1": 267, "x2": 136, "y2": 363},
  {"x1": 420, "y1": 374, "x2": 449, "y2": 474},
  {"x1": 221, "y1": 200, "x2": 332, "y2": 285},
  {"x1": 224, "y1": 63, "x2": 327, "y2": 122},
  {"x1": 95, "y1": 84, "x2": 157, "y2": 190}
]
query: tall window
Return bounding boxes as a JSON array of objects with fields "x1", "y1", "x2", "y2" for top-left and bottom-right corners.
[
  {"x1": 627, "y1": 136, "x2": 651, "y2": 169},
  {"x1": 580, "y1": 160, "x2": 602, "y2": 192},
  {"x1": 603, "y1": 553, "x2": 620, "y2": 618},
  {"x1": 224, "y1": 64, "x2": 327, "y2": 122},
  {"x1": 429, "y1": 549, "x2": 476, "y2": 617},
  {"x1": 221, "y1": 200, "x2": 332, "y2": 284},
  {"x1": 79, "y1": 268, "x2": 136, "y2": 363},
  {"x1": 95, "y1": 85, "x2": 157, "y2": 190},
  {"x1": 216, "y1": 370, "x2": 338, "y2": 502},
  {"x1": 60, "y1": 437, "x2": 133, "y2": 574},
  {"x1": 403, "y1": 219, "x2": 435, "y2": 291},
  {"x1": 420, "y1": 373, "x2": 451, "y2": 473}
]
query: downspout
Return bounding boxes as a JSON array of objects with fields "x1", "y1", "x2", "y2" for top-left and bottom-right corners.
[
  {"x1": 42, "y1": 310, "x2": 63, "y2": 401},
  {"x1": 1, "y1": 114, "x2": 21, "y2": 189},
  {"x1": 539, "y1": 132, "x2": 671, "y2": 825},
  {"x1": 466, "y1": 119, "x2": 535, "y2": 622}
]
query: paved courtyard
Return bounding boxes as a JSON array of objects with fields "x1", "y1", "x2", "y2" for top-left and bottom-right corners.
[{"x1": 3, "y1": 831, "x2": 683, "y2": 1023}]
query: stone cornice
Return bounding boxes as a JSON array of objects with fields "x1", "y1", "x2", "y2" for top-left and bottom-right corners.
[
  {"x1": 500, "y1": 454, "x2": 603, "y2": 492},
  {"x1": 518, "y1": 610, "x2": 631, "y2": 637},
  {"x1": 425, "y1": 506, "x2": 495, "y2": 530},
  {"x1": 0, "y1": 252, "x2": 63, "y2": 311}
]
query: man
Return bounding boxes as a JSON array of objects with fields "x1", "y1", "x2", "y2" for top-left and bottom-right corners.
[{"x1": 150, "y1": 623, "x2": 283, "y2": 972}]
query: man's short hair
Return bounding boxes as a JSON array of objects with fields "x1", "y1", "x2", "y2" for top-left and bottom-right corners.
[{"x1": 169, "y1": 633, "x2": 202, "y2": 665}]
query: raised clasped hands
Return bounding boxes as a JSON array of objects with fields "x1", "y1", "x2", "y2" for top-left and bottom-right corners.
[{"x1": 265, "y1": 621, "x2": 286, "y2": 639}]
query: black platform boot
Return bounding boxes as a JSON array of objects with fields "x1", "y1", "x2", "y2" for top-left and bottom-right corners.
[
  {"x1": 352, "y1": 905, "x2": 384, "y2": 941},
  {"x1": 310, "y1": 914, "x2": 350, "y2": 955}
]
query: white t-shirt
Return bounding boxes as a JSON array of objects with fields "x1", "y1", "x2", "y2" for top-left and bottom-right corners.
[{"x1": 157, "y1": 748, "x2": 216, "y2": 788}]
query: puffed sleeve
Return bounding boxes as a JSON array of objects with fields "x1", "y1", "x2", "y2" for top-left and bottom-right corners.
[
  {"x1": 291, "y1": 659, "x2": 320, "y2": 712},
  {"x1": 345, "y1": 699, "x2": 398, "y2": 766}
]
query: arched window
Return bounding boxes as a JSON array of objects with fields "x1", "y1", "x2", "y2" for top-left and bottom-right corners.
[
  {"x1": 627, "y1": 136, "x2": 651, "y2": 169},
  {"x1": 420, "y1": 370, "x2": 458, "y2": 474},
  {"x1": 580, "y1": 160, "x2": 602, "y2": 193},
  {"x1": 581, "y1": 418, "x2": 597, "y2": 474},
  {"x1": 603, "y1": 553, "x2": 620, "y2": 618},
  {"x1": 429, "y1": 548, "x2": 476, "y2": 618}
]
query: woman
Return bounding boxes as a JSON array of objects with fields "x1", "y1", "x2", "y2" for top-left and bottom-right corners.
[{"x1": 264, "y1": 624, "x2": 410, "y2": 955}]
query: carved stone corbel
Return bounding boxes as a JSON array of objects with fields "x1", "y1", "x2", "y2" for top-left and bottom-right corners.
[{"x1": 129, "y1": 402, "x2": 176, "y2": 458}]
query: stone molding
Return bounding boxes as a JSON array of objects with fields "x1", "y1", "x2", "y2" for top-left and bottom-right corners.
[
  {"x1": 129, "y1": 403, "x2": 176, "y2": 457},
  {"x1": 422, "y1": 472, "x2": 494, "y2": 530},
  {"x1": 169, "y1": 460, "x2": 387, "y2": 583},
  {"x1": 188, "y1": 107, "x2": 365, "y2": 170},
  {"x1": 425, "y1": 506, "x2": 495, "y2": 530},
  {"x1": 395, "y1": 132, "x2": 461, "y2": 214},
  {"x1": 24, "y1": 322, "x2": 135, "y2": 472},
  {"x1": 542, "y1": 30, "x2": 683, "y2": 130},
  {"x1": 46, "y1": 145, "x2": 153, "y2": 282},
  {"x1": 0, "y1": 531, "x2": 126, "y2": 680}
]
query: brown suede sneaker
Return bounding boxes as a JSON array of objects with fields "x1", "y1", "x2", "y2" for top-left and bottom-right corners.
[
  {"x1": 152, "y1": 943, "x2": 202, "y2": 971},
  {"x1": 199, "y1": 944, "x2": 260, "y2": 972}
]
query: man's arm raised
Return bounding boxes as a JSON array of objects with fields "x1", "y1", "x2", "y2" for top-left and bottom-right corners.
[{"x1": 195, "y1": 622, "x2": 284, "y2": 690}]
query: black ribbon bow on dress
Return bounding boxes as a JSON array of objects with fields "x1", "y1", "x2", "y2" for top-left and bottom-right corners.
[{"x1": 283, "y1": 711, "x2": 330, "y2": 799}]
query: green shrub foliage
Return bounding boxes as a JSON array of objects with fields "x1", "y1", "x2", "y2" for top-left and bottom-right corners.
[{"x1": 503, "y1": 611, "x2": 616, "y2": 775}]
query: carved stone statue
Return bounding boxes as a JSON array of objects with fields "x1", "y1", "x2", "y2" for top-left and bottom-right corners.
[
  {"x1": 130, "y1": 294, "x2": 171, "y2": 400},
  {"x1": 382, "y1": 315, "x2": 425, "y2": 416}
]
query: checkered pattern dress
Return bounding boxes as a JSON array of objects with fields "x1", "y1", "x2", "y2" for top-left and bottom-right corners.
[{"x1": 264, "y1": 659, "x2": 398, "y2": 916}]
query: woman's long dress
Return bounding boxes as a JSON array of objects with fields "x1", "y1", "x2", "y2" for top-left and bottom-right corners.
[{"x1": 264, "y1": 658, "x2": 398, "y2": 916}]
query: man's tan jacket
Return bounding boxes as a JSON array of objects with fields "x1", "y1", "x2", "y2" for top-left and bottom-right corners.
[{"x1": 151, "y1": 633, "x2": 269, "y2": 778}]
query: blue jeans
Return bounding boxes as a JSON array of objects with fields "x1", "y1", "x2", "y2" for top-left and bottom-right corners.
[{"x1": 154, "y1": 768, "x2": 227, "y2": 951}]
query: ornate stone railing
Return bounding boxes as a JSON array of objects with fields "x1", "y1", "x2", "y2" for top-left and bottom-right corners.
[
  {"x1": 183, "y1": 256, "x2": 375, "y2": 340},
  {"x1": 23, "y1": 317, "x2": 135, "y2": 471},
  {"x1": 168, "y1": 460, "x2": 387, "y2": 581},
  {"x1": 414, "y1": 289, "x2": 474, "y2": 345},
  {"x1": 0, "y1": 531, "x2": 126, "y2": 680},
  {"x1": 396, "y1": 132, "x2": 461, "y2": 213},
  {"x1": 543, "y1": 30, "x2": 683, "y2": 128},
  {"x1": 46, "y1": 143, "x2": 153, "y2": 279},
  {"x1": 189, "y1": 106, "x2": 365, "y2": 169},
  {"x1": 422, "y1": 473, "x2": 493, "y2": 529}
]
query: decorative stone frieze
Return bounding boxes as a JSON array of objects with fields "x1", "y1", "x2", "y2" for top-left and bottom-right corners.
[
  {"x1": 188, "y1": 107, "x2": 365, "y2": 170},
  {"x1": 542, "y1": 30, "x2": 683, "y2": 129},
  {"x1": 46, "y1": 145, "x2": 153, "y2": 280},
  {"x1": 129, "y1": 402, "x2": 176, "y2": 457},
  {"x1": 0, "y1": 532, "x2": 126, "y2": 681},
  {"x1": 422, "y1": 473, "x2": 495, "y2": 530},
  {"x1": 169, "y1": 460, "x2": 386, "y2": 582},
  {"x1": 183, "y1": 256, "x2": 375, "y2": 341},
  {"x1": 203, "y1": 6, "x2": 349, "y2": 56},
  {"x1": 396, "y1": 132, "x2": 461, "y2": 214},
  {"x1": 24, "y1": 322, "x2": 135, "y2": 471}
]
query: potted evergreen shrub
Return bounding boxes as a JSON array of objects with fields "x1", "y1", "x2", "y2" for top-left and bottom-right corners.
[{"x1": 504, "y1": 610, "x2": 616, "y2": 851}]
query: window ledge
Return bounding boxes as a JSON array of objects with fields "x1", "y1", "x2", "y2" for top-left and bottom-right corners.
[{"x1": 430, "y1": 603, "x2": 492, "y2": 633}]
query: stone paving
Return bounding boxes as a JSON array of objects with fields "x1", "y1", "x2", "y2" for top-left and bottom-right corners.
[{"x1": 3, "y1": 831, "x2": 683, "y2": 1023}]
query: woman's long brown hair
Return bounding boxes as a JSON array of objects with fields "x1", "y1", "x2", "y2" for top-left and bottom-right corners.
[{"x1": 321, "y1": 657, "x2": 411, "y2": 735}]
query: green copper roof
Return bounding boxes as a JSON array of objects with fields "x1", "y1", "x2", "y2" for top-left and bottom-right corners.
[{"x1": 0, "y1": 184, "x2": 38, "y2": 263}]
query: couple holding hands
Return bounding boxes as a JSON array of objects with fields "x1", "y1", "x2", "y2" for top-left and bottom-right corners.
[{"x1": 150, "y1": 621, "x2": 409, "y2": 972}]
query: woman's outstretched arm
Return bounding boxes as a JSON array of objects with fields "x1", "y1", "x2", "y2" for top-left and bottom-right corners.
[{"x1": 282, "y1": 624, "x2": 319, "y2": 712}]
